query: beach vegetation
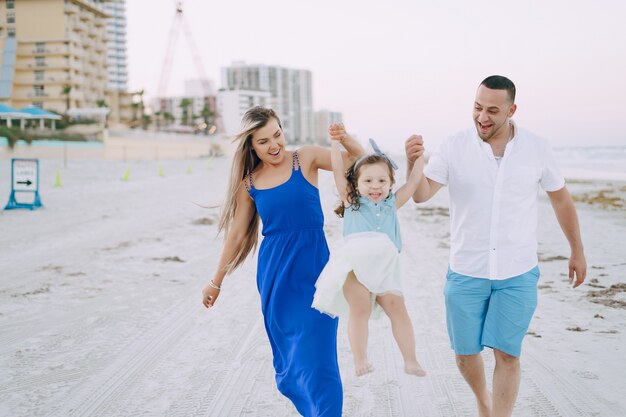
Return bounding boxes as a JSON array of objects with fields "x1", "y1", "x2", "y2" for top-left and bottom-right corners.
[
  {"x1": 0, "y1": 126, "x2": 89, "y2": 149},
  {"x1": 573, "y1": 189, "x2": 625, "y2": 210}
]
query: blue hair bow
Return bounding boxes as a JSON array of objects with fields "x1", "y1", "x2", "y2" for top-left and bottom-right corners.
[{"x1": 369, "y1": 138, "x2": 398, "y2": 170}]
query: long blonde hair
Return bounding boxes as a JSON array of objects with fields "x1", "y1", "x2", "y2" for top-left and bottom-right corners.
[{"x1": 218, "y1": 106, "x2": 282, "y2": 273}]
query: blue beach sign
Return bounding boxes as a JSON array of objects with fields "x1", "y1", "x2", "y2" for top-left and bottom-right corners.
[{"x1": 4, "y1": 158, "x2": 43, "y2": 210}]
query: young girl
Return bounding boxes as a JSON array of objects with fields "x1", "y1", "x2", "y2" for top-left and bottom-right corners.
[{"x1": 312, "y1": 125, "x2": 426, "y2": 377}]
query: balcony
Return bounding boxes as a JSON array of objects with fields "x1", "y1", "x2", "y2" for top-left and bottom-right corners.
[
  {"x1": 79, "y1": 10, "x2": 93, "y2": 22},
  {"x1": 64, "y1": 2, "x2": 79, "y2": 15},
  {"x1": 27, "y1": 91, "x2": 50, "y2": 98}
]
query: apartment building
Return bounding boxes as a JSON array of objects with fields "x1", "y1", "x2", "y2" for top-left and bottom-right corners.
[
  {"x1": 222, "y1": 62, "x2": 314, "y2": 144},
  {"x1": 0, "y1": 0, "x2": 132, "y2": 124},
  {"x1": 217, "y1": 89, "x2": 273, "y2": 137},
  {"x1": 103, "y1": 0, "x2": 125, "y2": 91},
  {"x1": 102, "y1": 0, "x2": 131, "y2": 125}
]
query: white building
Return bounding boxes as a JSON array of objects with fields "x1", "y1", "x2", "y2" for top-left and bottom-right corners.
[
  {"x1": 217, "y1": 89, "x2": 273, "y2": 136},
  {"x1": 222, "y1": 62, "x2": 314, "y2": 144},
  {"x1": 314, "y1": 110, "x2": 343, "y2": 146},
  {"x1": 103, "y1": 0, "x2": 128, "y2": 92},
  {"x1": 185, "y1": 78, "x2": 215, "y2": 97}
]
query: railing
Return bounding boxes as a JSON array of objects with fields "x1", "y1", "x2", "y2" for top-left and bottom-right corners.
[{"x1": 27, "y1": 91, "x2": 50, "y2": 98}]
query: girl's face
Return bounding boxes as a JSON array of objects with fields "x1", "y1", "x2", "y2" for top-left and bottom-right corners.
[
  {"x1": 251, "y1": 118, "x2": 286, "y2": 165},
  {"x1": 356, "y1": 162, "x2": 393, "y2": 203}
]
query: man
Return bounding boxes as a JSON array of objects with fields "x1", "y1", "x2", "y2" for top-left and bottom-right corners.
[{"x1": 405, "y1": 75, "x2": 586, "y2": 417}]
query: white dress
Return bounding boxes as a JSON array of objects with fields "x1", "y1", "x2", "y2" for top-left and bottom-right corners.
[{"x1": 312, "y1": 195, "x2": 403, "y2": 318}]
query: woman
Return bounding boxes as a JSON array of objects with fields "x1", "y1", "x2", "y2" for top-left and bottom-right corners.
[{"x1": 202, "y1": 107, "x2": 363, "y2": 416}]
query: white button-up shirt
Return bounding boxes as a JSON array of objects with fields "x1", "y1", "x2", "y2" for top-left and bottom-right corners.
[{"x1": 424, "y1": 121, "x2": 565, "y2": 280}]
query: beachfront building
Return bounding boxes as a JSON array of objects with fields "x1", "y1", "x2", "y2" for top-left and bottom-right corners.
[
  {"x1": 0, "y1": 0, "x2": 108, "y2": 113},
  {"x1": 217, "y1": 89, "x2": 273, "y2": 137},
  {"x1": 0, "y1": 0, "x2": 130, "y2": 125},
  {"x1": 313, "y1": 110, "x2": 343, "y2": 146},
  {"x1": 103, "y1": 0, "x2": 126, "y2": 92},
  {"x1": 102, "y1": 0, "x2": 132, "y2": 126},
  {"x1": 222, "y1": 62, "x2": 314, "y2": 144}
]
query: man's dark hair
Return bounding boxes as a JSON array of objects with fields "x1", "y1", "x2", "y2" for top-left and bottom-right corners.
[{"x1": 480, "y1": 75, "x2": 516, "y2": 103}]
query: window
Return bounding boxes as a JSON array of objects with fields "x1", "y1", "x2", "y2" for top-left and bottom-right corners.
[
  {"x1": 7, "y1": 12, "x2": 15, "y2": 24},
  {"x1": 8, "y1": 27, "x2": 15, "y2": 37},
  {"x1": 6, "y1": 0, "x2": 15, "y2": 10},
  {"x1": 35, "y1": 42, "x2": 45, "y2": 53},
  {"x1": 34, "y1": 70, "x2": 44, "y2": 81},
  {"x1": 34, "y1": 85, "x2": 45, "y2": 97},
  {"x1": 32, "y1": 102, "x2": 43, "y2": 109},
  {"x1": 35, "y1": 56, "x2": 46, "y2": 67}
]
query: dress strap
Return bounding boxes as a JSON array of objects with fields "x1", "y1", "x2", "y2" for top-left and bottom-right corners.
[
  {"x1": 292, "y1": 150, "x2": 300, "y2": 171},
  {"x1": 244, "y1": 171, "x2": 254, "y2": 192}
]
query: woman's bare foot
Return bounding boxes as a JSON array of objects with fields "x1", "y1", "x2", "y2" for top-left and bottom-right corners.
[
  {"x1": 404, "y1": 360, "x2": 427, "y2": 377},
  {"x1": 355, "y1": 360, "x2": 374, "y2": 376}
]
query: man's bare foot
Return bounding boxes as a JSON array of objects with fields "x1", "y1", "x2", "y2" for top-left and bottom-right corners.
[
  {"x1": 355, "y1": 360, "x2": 374, "y2": 376},
  {"x1": 404, "y1": 361, "x2": 426, "y2": 377},
  {"x1": 477, "y1": 391, "x2": 492, "y2": 417}
]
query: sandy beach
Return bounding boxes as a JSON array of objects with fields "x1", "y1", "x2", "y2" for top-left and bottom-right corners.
[{"x1": 1, "y1": 145, "x2": 625, "y2": 416}]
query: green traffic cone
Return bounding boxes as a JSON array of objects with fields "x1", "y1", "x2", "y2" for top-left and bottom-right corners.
[
  {"x1": 54, "y1": 169, "x2": 62, "y2": 188},
  {"x1": 122, "y1": 168, "x2": 130, "y2": 181},
  {"x1": 207, "y1": 157, "x2": 214, "y2": 171},
  {"x1": 186, "y1": 164, "x2": 193, "y2": 174},
  {"x1": 158, "y1": 166, "x2": 165, "y2": 177}
]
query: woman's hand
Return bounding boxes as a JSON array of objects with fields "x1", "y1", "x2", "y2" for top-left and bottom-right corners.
[
  {"x1": 202, "y1": 281, "x2": 221, "y2": 308},
  {"x1": 329, "y1": 122, "x2": 354, "y2": 143}
]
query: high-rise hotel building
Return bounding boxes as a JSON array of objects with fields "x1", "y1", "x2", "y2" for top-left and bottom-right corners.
[
  {"x1": 222, "y1": 62, "x2": 314, "y2": 144},
  {"x1": 0, "y1": 0, "x2": 109, "y2": 112},
  {"x1": 103, "y1": 0, "x2": 126, "y2": 92},
  {"x1": 0, "y1": 0, "x2": 131, "y2": 124}
]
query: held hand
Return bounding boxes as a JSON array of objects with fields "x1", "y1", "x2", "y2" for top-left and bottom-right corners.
[
  {"x1": 405, "y1": 135, "x2": 425, "y2": 163},
  {"x1": 202, "y1": 281, "x2": 221, "y2": 308},
  {"x1": 329, "y1": 122, "x2": 352, "y2": 143}
]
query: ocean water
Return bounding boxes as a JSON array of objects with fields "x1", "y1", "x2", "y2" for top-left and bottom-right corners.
[{"x1": 554, "y1": 146, "x2": 626, "y2": 181}]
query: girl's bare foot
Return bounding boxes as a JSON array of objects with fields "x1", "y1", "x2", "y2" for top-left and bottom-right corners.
[
  {"x1": 404, "y1": 361, "x2": 426, "y2": 377},
  {"x1": 355, "y1": 360, "x2": 374, "y2": 376}
]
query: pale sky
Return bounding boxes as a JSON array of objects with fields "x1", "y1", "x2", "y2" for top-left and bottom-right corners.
[{"x1": 126, "y1": 0, "x2": 626, "y2": 152}]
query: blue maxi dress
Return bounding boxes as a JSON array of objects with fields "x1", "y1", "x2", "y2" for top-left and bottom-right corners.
[{"x1": 247, "y1": 151, "x2": 343, "y2": 417}]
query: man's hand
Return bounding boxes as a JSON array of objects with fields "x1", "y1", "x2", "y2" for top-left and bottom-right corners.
[{"x1": 405, "y1": 134, "x2": 425, "y2": 163}]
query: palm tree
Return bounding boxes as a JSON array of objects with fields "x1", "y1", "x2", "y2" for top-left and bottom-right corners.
[
  {"x1": 154, "y1": 111, "x2": 162, "y2": 131},
  {"x1": 136, "y1": 90, "x2": 146, "y2": 130},
  {"x1": 201, "y1": 104, "x2": 214, "y2": 135},
  {"x1": 179, "y1": 98, "x2": 192, "y2": 126},
  {"x1": 131, "y1": 102, "x2": 139, "y2": 127},
  {"x1": 97, "y1": 99, "x2": 109, "y2": 128},
  {"x1": 163, "y1": 112, "x2": 174, "y2": 126},
  {"x1": 62, "y1": 85, "x2": 72, "y2": 122}
]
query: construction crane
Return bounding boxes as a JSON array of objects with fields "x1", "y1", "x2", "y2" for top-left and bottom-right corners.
[{"x1": 156, "y1": 1, "x2": 212, "y2": 112}]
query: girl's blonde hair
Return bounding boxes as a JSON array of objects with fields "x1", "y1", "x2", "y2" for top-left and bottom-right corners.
[
  {"x1": 334, "y1": 154, "x2": 395, "y2": 217},
  {"x1": 219, "y1": 106, "x2": 282, "y2": 273}
]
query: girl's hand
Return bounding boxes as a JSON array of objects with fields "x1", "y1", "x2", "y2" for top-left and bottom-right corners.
[
  {"x1": 405, "y1": 134, "x2": 425, "y2": 163},
  {"x1": 202, "y1": 281, "x2": 221, "y2": 308}
]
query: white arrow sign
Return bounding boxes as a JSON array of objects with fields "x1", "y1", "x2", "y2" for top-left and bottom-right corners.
[{"x1": 13, "y1": 159, "x2": 38, "y2": 191}]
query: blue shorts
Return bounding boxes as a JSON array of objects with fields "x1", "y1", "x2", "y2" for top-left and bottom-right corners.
[{"x1": 444, "y1": 266, "x2": 539, "y2": 357}]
